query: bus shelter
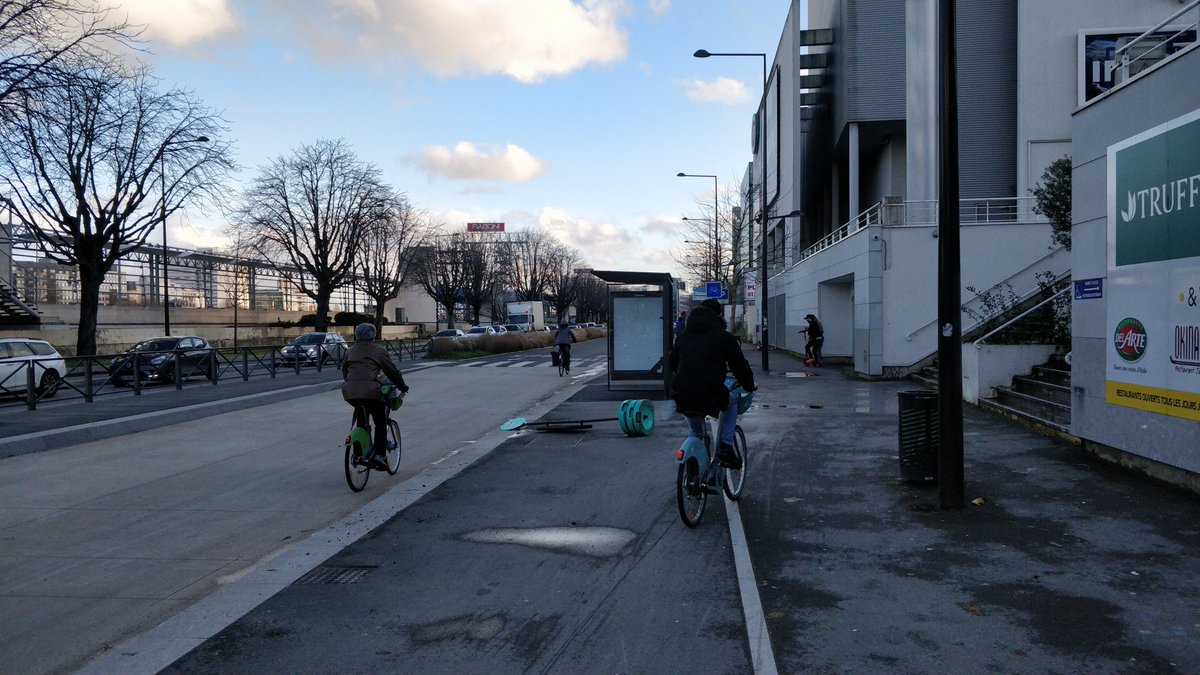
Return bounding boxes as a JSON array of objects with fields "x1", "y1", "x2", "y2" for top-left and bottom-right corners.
[{"x1": 590, "y1": 270, "x2": 677, "y2": 392}]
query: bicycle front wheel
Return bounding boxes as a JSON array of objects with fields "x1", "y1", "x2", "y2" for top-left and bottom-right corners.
[
  {"x1": 677, "y1": 458, "x2": 706, "y2": 527},
  {"x1": 723, "y1": 425, "x2": 747, "y2": 500},
  {"x1": 345, "y1": 437, "x2": 370, "y2": 492},
  {"x1": 385, "y1": 420, "x2": 402, "y2": 475}
]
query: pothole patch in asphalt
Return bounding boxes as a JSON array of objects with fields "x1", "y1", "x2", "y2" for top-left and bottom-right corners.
[{"x1": 462, "y1": 526, "x2": 636, "y2": 557}]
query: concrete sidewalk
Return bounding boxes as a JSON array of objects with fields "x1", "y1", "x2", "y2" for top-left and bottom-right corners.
[{"x1": 88, "y1": 348, "x2": 1200, "y2": 673}]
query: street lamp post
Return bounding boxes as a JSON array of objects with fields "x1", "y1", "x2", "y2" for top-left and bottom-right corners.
[
  {"x1": 694, "y1": 49, "x2": 770, "y2": 370},
  {"x1": 159, "y1": 135, "x2": 209, "y2": 336},
  {"x1": 677, "y1": 173, "x2": 720, "y2": 315}
]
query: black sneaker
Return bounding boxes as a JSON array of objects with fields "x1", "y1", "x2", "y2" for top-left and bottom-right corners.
[{"x1": 716, "y1": 443, "x2": 742, "y2": 469}]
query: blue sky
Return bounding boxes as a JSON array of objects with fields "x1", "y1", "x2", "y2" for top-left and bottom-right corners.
[{"x1": 121, "y1": 0, "x2": 792, "y2": 279}]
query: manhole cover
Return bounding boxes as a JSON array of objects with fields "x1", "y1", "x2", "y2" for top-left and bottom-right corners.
[{"x1": 296, "y1": 566, "x2": 376, "y2": 585}]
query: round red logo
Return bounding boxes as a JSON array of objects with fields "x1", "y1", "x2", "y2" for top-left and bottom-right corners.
[{"x1": 1113, "y1": 318, "x2": 1148, "y2": 362}]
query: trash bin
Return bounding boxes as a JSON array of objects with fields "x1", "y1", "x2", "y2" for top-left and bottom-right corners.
[{"x1": 898, "y1": 390, "x2": 938, "y2": 482}]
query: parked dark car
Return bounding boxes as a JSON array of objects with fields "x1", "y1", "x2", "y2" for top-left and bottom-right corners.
[
  {"x1": 108, "y1": 336, "x2": 214, "y2": 386},
  {"x1": 280, "y1": 332, "x2": 348, "y2": 366}
]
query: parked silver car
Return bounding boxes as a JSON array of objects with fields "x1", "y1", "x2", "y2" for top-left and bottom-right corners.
[
  {"x1": 280, "y1": 332, "x2": 348, "y2": 366},
  {"x1": 0, "y1": 337, "x2": 67, "y2": 398}
]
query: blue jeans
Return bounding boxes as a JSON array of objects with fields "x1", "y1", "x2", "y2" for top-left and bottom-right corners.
[{"x1": 685, "y1": 391, "x2": 737, "y2": 448}]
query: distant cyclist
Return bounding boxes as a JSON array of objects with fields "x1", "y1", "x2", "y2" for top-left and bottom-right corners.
[
  {"x1": 342, "y1": 323, "x2": 408, "y2": 466},
  {"x1": 554, "y1": 322, "x2": 577, "y2": 373},
  {"x1": 669, "y1": 299, "x2": 756, "y2": 468}
]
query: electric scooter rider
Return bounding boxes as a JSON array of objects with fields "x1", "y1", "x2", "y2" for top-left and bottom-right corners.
[
  {"x1": 669, "y1": 299, "x2": 756, "y2": 468},
  {"x1": 342, "y1": 323, "x2": 409, "y2": 466}
]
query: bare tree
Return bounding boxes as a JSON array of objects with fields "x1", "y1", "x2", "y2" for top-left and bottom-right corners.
[
  {"x1": 410, "y1": 234, "x2": 470, "y2": 329},
  {"x1": 574, "y1": 273, "x2": 608, "y2": 322},
  {"x1": 1, "y1": 0, "x2": 138, "y2": 123},
  {"x1": 354, "y1": 195, "x2": 434, "y2": 330},
  {"x1": 507, "y1": 227, "x2": 557, "y2": 302},
  {"x1": 459, "y1": 233, "x2": 500, "y2": 326},
  {"x1": 670, "y1": 180, "x2": 753, "y2": 331},
  {"x1": 545, "y1": 242, "x2": 583, "y2": 323},
  {"x1": 235, "y1": 139, "x2": 392, "y2": 332},
  {"x1": 217, "y1": 224, "x2": 260, "y2": 348},
  {"x1": 0, "y1": 61, "x2": 233, "y2": 355}
]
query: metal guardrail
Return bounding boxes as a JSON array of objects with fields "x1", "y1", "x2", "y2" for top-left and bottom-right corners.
[
  {"x1": 0, "y1": 337, "x2": 431, "y2": 412},
  {"x1": 974, "y1": 284, "x2": 1071, "y2": 347},
  {"x1": 1111, "y1": 0, "x2": 1199, "y2": 87}
]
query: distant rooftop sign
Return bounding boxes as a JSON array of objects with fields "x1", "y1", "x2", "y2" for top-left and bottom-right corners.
[{"x1": 467, "y1": 222, "x2": 504, "y2": 232}]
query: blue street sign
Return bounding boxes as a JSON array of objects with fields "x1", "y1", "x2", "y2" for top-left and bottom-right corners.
[
  {"x1": 1074, "y1": 277, "x2": 1103, "y2": 300},
  {"x1": 705, "y1": 282, "x2": 723, "y2": 299}
]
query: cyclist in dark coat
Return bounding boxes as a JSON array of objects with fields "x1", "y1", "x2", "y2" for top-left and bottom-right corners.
[
  {"x1": 342, "y1": 323, "x2": 408, "y2": 464},
  {"x1": 668, "y1": 299, "x2": 756, "y2": 467}
]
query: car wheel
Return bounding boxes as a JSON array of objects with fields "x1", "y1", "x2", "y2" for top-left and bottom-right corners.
[{"x1": 38, "y1": 371, "x2": 61, "y2": 398}]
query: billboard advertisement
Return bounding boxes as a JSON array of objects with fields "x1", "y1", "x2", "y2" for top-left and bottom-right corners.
[
  {"x1": 1105, "y1": 108, "x2": 1200, "y2": 421},
  {"x1": 466, "y1": 222, "x2": 504, "y2": 233}
]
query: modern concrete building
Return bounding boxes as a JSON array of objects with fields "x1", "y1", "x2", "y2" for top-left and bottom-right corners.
[
  {"x1": 748, "y1": 0, "x2": 1189, "y2": 378},
  {"x1": 1071, "y1": 23, "x2": 1200, "y2": 487}
]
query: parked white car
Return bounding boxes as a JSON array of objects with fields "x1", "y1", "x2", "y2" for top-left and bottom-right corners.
[
  {"x1": 432, "y1": 329, "x2": 466, "y2": 339},
  {"x1": 465, "y1": 326, "x2": 498, "y2": 336},
  {"x1": 0, "y1": 337, "x2": 67, "y2": 398}
]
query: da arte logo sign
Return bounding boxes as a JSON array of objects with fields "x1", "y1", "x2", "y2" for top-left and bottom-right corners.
[{"x1": 1113, "y1": 317, "x2": 1148, "y2": 363}]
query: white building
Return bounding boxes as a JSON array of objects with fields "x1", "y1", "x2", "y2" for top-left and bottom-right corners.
[{"x1": 749, "y1": 0, "x2": 1188, "y2": 377}]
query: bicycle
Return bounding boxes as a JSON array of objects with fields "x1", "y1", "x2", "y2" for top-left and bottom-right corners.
[
  {"x1": 675, "y1": 381, "x2": 752, "y2": 527},
  {"x1": 344, "y1": 384, "x2": 404, "y2": 492},
  {"x1": 556, "y1": 344, "x2": 571, "y2": 377}
]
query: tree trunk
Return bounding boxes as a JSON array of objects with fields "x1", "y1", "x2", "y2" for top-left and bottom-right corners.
[
  {"x1": 442, "y1": 300, "x2": 457, "y2": 328},
  {"x1": 314, "y1": 291, "x2": 331, "y2": 332},
  {"x1": 372, "y1": 296, "x2": 385, "y2": 335},
  {"x1": 76, "y1": 270, "x2": 104, "y2": 356}
]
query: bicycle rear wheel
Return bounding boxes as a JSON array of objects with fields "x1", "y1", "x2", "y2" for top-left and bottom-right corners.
[
  {"x1": 723, "y1": 425, "x2": 747, "y2": 500},
  {"x1": 385, "y1": 420, "x2": 401, "y2": 475},
  {"x1": 344, "y1": 432, "x2": 370, "y2": 492},
  {"x1": 676, "y1": 458, "x2": 706, "y2": 527}
]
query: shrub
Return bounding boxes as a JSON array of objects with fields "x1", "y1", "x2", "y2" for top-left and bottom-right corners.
[
  {"x1": 334, "y1": 311, "x2": 377, "y2": 326},
  {"x1": 297, "y1": 313, "x2": 323, "y2": 327}
]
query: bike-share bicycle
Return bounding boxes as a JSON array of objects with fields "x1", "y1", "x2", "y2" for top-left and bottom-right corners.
[
  {"x1": 675, "y1": 380, "x2": 753, "y2": 527},
  {"x1": 344, "y1": 384, "x2": 404, "y2": 492}
]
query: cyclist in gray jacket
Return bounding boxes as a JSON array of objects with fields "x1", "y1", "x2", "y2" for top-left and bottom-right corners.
[{"x1": 342, "y1": 323, "x2": 408, "y2": 464}]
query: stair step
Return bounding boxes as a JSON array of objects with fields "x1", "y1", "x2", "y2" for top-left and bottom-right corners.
[
  {"x1": 910, "y1": 372, "x2": 937, "y2": 390},
  {"x1": 1032, "y1": 365, "x2": 1071, "y2": 387},
  {"x1": 977, "y1": 397, "x2": 1071, "y2": 435},
  {"x1": 1012, "y1": 376, "x2": 1071, "y2": 405},
  {"x1": 993, "y1": 386, "x2": 1070, "y2": 425}
]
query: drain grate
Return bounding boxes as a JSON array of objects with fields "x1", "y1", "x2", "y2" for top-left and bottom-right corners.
[{"x1": 296, "y1": 565, "x2": 376, "y2": 585}]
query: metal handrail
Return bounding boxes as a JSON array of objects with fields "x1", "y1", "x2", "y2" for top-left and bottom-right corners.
[
  {"x1": 973, "y1": 284, "x2": 1070, "y2": 347},
  {"x1": 1112, "y1": 0, "x2": 1199, "y2": 65}
]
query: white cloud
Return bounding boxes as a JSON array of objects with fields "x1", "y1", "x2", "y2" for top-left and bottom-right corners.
[
  {"x1": 678, "y1": 76, "x2": 749, "y2": 105},
  {"x1": 414, "y1": 142, "x2": 546, "y2": 183},
  {"x1": 648, "y1": 0, "x2": 671, "y2": 18},
  {"x1": 114, "y1": 0, "x2": 244, "y2": 48},
  {"x1": 537, "y1": 208, "x2": 681, "y2": 274},
  {"x1": 267, "y1": 0, "x2": 630, "y2": 83}
]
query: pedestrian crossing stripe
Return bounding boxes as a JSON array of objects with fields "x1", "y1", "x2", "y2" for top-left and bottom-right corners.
[{"x1": 455, "y1": 357, "x2": 604, "y2": 368}]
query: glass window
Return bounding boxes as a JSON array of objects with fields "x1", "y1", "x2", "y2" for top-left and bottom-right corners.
[
  {"x1": 8, "y1": 342, "x2": 34, "y2": 357},
  {"x1": 27, "y1": 341, "x2": 58, "y2": 356}
]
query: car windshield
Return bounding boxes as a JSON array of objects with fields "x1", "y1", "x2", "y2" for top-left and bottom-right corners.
[
  {"x1": 433, "y1": 330, "x2": 458, "y2": 337},
  {"x1": 466, "y1": 327, "x2": 487, "y2": 334},
  {"x1": 293, "y1": 334, "x2": 325, "y2": 345},
  {"x1": 132, "y1": 339, "x2": 180, "y2": 352}
]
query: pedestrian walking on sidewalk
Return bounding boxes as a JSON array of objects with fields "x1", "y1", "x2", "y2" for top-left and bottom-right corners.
[
  {"x1": 799, "y1": 313, "x2": 824, "y2": 366},
  {"x1": 669, "y1": 298, "x2": 756, "y2": 468}
]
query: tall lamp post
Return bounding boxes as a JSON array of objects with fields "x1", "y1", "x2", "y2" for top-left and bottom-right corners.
[
  {"x1": 160, "y1": 135, "x2": 209, "y2": 336},
  {"x1": 677, "y1": 172, "x2": 719, "y2": 313},
  {"x1": 694, "y1": 48, "x2": 770, "y2": 370}
]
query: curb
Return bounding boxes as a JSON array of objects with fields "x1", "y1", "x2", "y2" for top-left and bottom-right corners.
[{"x1": 0, "y1": 380, "x2": 343, "y2": 458}]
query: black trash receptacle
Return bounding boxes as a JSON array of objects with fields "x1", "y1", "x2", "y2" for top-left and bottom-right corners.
[{"x1": 898, "y1": 390, "x2": 938, "y2": 482}]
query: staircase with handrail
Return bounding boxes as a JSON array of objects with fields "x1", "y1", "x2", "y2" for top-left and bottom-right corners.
[{"x1": 0, "y1": 279, "x2": 41, "y2": 325}]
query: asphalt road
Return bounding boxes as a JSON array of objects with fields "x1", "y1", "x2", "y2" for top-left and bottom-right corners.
[{"x1": 0, "y1": 339, "x2": 610, "y2": 674}]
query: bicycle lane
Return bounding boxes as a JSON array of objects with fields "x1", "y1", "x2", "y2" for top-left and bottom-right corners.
[{"x1": 101, "y1": 381, "x2": 755, "y2": 674}]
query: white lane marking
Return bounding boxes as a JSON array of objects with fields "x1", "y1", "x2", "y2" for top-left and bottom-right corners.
[
  {"x1": 507, "y1": 361, "x2": 538, "y2": 368},
  {"x1": 725, "y1": 496, "x2": 778, "y2": 675}
]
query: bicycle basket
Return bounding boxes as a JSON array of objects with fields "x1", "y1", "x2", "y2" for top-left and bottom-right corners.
[
  {"x1": 736, "y1": 391, "x2": 754, "y2": 414},
  {"x1": 381, "y1": 384, "x2": 404, "y2": 411}
]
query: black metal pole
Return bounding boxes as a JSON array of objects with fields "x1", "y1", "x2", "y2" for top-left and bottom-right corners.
[
  {"x1": 937, "y1": 0, "x2": 964, "y2": 509},
  {"x1": 161, "y1": 151, "x2": 171, "y2": 336},
  {"x1": 759, "y1": 55, "x2": 769, "y2": 372}
]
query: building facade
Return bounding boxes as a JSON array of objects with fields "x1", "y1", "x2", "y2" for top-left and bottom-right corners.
[{"x1": 749, "y1": 0, "x2": 1186, "y2": 376}]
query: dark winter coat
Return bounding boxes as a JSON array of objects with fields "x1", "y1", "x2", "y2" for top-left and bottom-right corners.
[
  {"x1": 668, "y1": 305, "x2": 756, "y2": 418},
  {"x1": 341, "y1": 341, "x2": 407, "y2": 402}
]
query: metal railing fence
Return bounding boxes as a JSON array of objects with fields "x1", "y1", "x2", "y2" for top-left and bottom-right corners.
[{"x1": 0, "y1": 337, "x2": 431, "y2": 412}]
